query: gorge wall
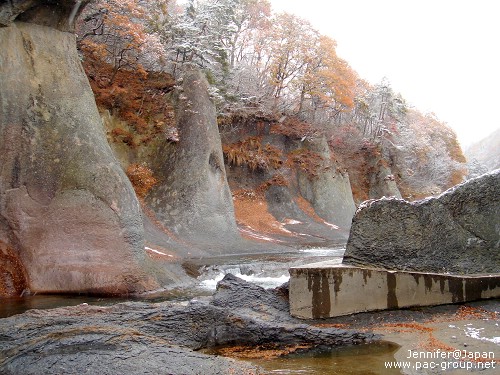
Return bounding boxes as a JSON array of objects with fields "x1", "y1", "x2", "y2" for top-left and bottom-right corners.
[
  {"x1": 2, "y1": 1, "x2": 454, "y2": 298},
  {"x1": 296, "y1": 136, "x2": 356, "y2": 229},
  {"x1": 0, "y1": 1, "x2": 158, "y2": 297},
  {"x1": 146, "y1": 66, "x2": 240, "y2": 248}
]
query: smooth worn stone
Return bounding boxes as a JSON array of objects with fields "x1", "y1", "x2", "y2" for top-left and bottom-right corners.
[
  {"x1": 146, "y1": 65, "x2": 240, "y2": 246},
  {"x1": 0, "y1": 20, "x2": 158, "y2": 296}
]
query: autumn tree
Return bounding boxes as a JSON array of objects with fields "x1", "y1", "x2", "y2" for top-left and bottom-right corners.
[
  {"x1": 224, "y1": 0, "x2": 271, "y2": 68},
  {"x1": 76, "y1": 0, "x2": 174, "y2": 139},
  {"x1": 348, "y1": 79, "x2": 406, "y2": 139},
  {"x1": 294, "y1": 35, "x2": 356, "y2": 123},
  {"x1": 264, "y1": 13, "x2": 317, "y2": 105},
  {"x1": 77, "y1": 0, "x2": 166, "y2": 86}
]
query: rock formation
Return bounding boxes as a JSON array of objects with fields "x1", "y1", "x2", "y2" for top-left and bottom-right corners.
[
  {"x1": 369, "y1": 163, "x2": 402, "y2": 199},
  {"x1": 297, "y1": 137, "x2": 356, "y2": 229},
  {"x1": 0, "y1": 275, "x2": 375, "y2": 374},
  {"x1": 343, "y1": 170, "x2": 500, "y2": 274},
  {"x1": 147, "y1": 65, "x2": 239, "y2": 247},
  {"x1": 0, "y1": 0, "x2": 158, "y2": 297}
]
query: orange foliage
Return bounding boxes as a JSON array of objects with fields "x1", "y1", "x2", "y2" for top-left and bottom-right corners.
[
  {"x1": 455, "y1": 305, "x2": 498, "y2": 320},
  {"x1": 257, "y1": 174, "x2": 289, "y2": 193},
  {"x1": 76, "y1": 0, "x2": 160, "y2": 84},
  {"x1": 126, "y1": 164, "x2": 158, "y2": 198},
  {"x1": 78, "y1": 0, "x2": 174, "y2": 146},
  {"x1": 270, "y1": 117, "x2": 318, "y2": 139},
  {"x1": 82, "y1": 54, "x2": 176, "y2": 146},
  {"x1": 299, "y1": 35, "x2": 355, "y2": 112},
  {"x1": 233, "y1": 190, "x2": 291, "y2": 236},
  {"x1": 382, "y1": 322, "x2": 434, "y2": 333},
  {"x1": 223, "y1": 137, "x2": 283, "y2": 171},
  {"x1": 288, "y1": 148, "x2": 327, "y2": 178}
]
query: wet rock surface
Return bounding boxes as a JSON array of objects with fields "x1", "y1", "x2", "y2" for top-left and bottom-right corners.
[
  {"x1": 0, "y1": 275, "x2": 375, "y2": 374},
  {"x1": 343, "y1": 170, "x2": 500, "y2": 274}
]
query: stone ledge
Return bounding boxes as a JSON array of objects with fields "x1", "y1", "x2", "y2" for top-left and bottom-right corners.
[{"x1": 289, "y1": 262, "x2": 500, "y2": 319}]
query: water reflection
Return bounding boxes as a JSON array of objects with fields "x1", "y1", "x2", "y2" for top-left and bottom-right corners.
[
  {"x1": 247, "y1": 341, "x2": 402, "y2": 375},
  {"x1": 0, "y1": 288, "x2": 203, "y2": 319},
  {"x1": 0, "y1": 295, "x2": 127, "y2": 318}
]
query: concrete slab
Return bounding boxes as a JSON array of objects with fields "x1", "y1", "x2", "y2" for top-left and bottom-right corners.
[{"x1": 289, "y1": 262, "x2": 500, "y2": 319}]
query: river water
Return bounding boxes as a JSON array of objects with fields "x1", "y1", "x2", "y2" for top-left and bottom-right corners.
[
  {"x1": 0, "y1": 247, "x2": 344, "y2": 318},
  {"x1": 0, "y1": 247, "x2": 403, "y2": 374},
  {"x1": 238, "y1": 341, "x2": 401, "y2": 374}
]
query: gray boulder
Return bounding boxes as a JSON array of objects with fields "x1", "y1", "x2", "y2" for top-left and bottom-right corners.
[
  {"x1": 369, "y1": 164, "x2": 402, "y2": 199},
  {"x1": 343, "y1": 170, "x2": 500, "y2": 274},
  {"x1": 0, "y1": 3, "x2": 158, "y2": 296}
]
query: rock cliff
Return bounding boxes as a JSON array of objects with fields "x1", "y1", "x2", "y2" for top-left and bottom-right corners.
[
  {"x1": 146, "y1": 65, "x2": 240, "y2": 248},
  {"x1": 343, "y1": 170, "x2": 500, "y2": 274},
  {"x1": 296, "y1": 136, "x2": 356, "y2": 229},
  {"x1": 0, "y1": 1, "x2": 158, "y2": 297}
]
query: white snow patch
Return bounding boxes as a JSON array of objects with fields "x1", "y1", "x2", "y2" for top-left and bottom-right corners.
[
  {"x1": 324, "y1": 222, "x2": 340, "y2": 230},
  {"x1": 283, "y1": 219, "x2": 302, "y2": 225},
  {"x1": 464, "y1": 326, "x2": 500, "y2": 345},
  {"x1": 238, "y1": 227, "x2": 283, "y2": 243},
  {"x1": 145, "y1": 247, "x2": 173, "y2": 257}
]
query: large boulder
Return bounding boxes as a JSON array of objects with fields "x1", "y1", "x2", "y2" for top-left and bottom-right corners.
[
  {"x1": 147, "y1": 65, "x2": 239, "y2": 247},
  {"x1": 0, "y1": 2, "x2": 158, "y2": 296},
  {"x1": 343, "y1": 170, "x2": 500, "y2": 274}
]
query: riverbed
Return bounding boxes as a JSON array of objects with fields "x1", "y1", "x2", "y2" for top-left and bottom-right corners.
[{"x1": 1, "y1": 247, "x2": 498, "y2": 375}]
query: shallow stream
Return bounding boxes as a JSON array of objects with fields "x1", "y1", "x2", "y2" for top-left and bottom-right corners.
[
  {"x1": 0, "y1": 247, "x2": 344, "y2": 318},
  {"x1": 240, "y1": 341, "x2": 401, "y2": 374}
]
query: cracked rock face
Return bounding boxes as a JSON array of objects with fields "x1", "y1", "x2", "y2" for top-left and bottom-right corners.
[
  {"x1": 343, "y1": 170, "x2": 500, "y2": 274},
  {"x1": 0, "y1": 1, "x2": 158, "y2": 296}
]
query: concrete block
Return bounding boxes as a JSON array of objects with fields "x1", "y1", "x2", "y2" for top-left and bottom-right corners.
[{"x1": 289, "y1": 262, "x2": 500, "y2": 319}]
